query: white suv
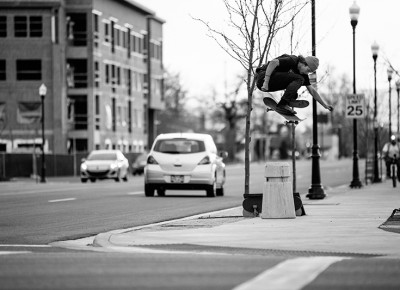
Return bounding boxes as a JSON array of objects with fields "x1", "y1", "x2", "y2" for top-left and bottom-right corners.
[{"x1": 144, "y1": 133, "x2": 227, "y2": 197}]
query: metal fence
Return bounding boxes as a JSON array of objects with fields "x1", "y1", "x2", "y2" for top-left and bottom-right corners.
[{"x1": 0, "y1": 152, "x2": 141, "y2": 180}]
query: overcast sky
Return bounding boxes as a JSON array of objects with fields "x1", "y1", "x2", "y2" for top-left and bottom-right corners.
[{"x1": 137, "y1": 0, "x2": 400, "y2": 123}]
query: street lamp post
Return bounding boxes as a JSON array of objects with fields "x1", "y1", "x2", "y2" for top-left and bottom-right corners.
[
  {"x1": 306, "y1": 0, "x2": 326, "y2": 199},
  {"x1": 39, "y1": 83, "x2": 47, "y2": 183},
  {"x1": 349, "y1": 1, "x2": 362, "y2": 188},
  {"x1": 371, "y1": 41, "x2": 381, "y2": 183},
  {"x1": 387, "y1": 67, "x2": 393, "y2": 138},
  {"x1": 396, "y1": 80, "x2": 400, "y2": 134}
]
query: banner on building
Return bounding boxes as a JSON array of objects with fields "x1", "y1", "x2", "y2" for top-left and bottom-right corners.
[
  {"x1": 17, "y1": 102, "x2": 42, "y2": 124},
  {"x1": 0, "y1": 103, "x2": 5, "y2": 122}
]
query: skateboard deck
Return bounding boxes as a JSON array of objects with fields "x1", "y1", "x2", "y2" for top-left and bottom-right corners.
[{"x1": 263, "y1": 95, "x2": 305, "y2": 122}]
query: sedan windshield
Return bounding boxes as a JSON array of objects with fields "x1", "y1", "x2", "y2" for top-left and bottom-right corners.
[
  {"x1": 154, "y1": 139, "x2": 205, "y2": 154},
  {"x1": 87, "y1": 153, "x2": 117, "y2": 161}
]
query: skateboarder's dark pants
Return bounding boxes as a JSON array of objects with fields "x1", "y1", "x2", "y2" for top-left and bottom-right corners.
[{"x1": 257, "y1": 72, "x2": 304, "y2": 105}]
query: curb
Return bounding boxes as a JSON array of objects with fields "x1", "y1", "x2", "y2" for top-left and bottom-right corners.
[{"x1": 92, "y1": 206, "x2": 244, "y2": 249}]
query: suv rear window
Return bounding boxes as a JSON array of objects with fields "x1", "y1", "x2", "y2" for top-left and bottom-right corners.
[{"x1": 154, "y1": 139, "x2": 205, "y2": 154}]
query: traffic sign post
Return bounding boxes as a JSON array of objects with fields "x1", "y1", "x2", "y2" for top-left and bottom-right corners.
[{"x1": 346, "y1": 94, "x2": 365, "y2": 119}]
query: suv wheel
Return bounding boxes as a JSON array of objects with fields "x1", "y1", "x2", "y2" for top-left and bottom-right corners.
[{"x1": 157, "y1": 188, "x2": 165, "y2": 196}]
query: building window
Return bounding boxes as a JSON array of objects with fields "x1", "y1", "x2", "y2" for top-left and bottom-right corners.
[
  {"x1": 95, "y1": 94, "x2": 100, "y2": 115},
  {"x1": 114, "y1": 26, "x2": 120, "y2": 47},
  {"x1": 122, "y1": 29, "x2": 128, "y2": 49},
  {"x1": 0, "y1": 16, "x2": 7, "y2": 37},
  {"x1": 93, "y1": 13, "x2": 99, "y2": 48},
  {"x1": 131, "y1": 34, "x2": 144, "y2": 54},
  {"x1": 95, "y1": 94, "x2": 100, "y2": 130},
  {"x1": 104, "y1": 21, "x2": 110, "y2": 43},
  {"x1": 105, "y1": 63, "x2": 110, "y2": 84},
  {"x1": 111, "y1": 64, "x2": 116, "y2": 88},
  {"x1": 66, "y1": 13, "x2": 86, "y2": 46},
  {"x1": 94, "y1": 61, "x2": 100, "y2": 88},
  {"x1": 29, "y1": 16, "x2": 43, "y2": 37},
  {"x1": 66, "y1": 59, "x2": 87, "y2": 88},
  {"x1": 150, "y1": 41, "x2": 162, "y2": 60},
  {"x1": 14, "y1": 16, "x2": 27, "y2": 37},
  {"x1": 16, "y1": 59, "x2": 41, "y2": 80},
  {"x1": 14, "y1": 16, "x2": 42, "y2": 38},
  {"x1": 116, "y1": 66, "x2": 121, "y2": 85},
  {"x1": 112, "y1": 98, "x2": 116, "y2": 132},
  {"x1": 110, "y1": 20, "x2": 115, "y2": 52},
  {"x1": 125, "y1": 68, "x2": 131, "y2": 96},
  {"x1": 67, "y1": 95, "x2": 87, "y2": 130},
  {"x1": 128, "y1": 100, "x2": 132, "y2": 133},
  {"x1": 117, "y1": 105, "x2": 122, "y2": 126},
  {"x1": 152, "y1": 78, "x2": 162, "y2": 97},
  {"x1": 142, "y1": 104, "x2": 147, "y2": 133},
  {"x1": 0, "y1": 60, "x2": 5, "y2": 80}
]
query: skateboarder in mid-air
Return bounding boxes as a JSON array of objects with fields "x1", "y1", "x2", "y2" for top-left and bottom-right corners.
[{"x1": 256, "y1": 54, "x2": 333, "y2": 114}]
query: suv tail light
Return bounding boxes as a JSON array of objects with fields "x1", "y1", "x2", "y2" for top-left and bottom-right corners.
[
  {"x1": 147, "y1": 155, "x2": 158, "y2": 164},
  {"x1": 198, "y1": 156, "x2": 211, "y2": 165}
]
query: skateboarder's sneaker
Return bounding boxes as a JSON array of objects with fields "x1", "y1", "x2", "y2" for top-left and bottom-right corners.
[
  {"x1": 287, "y1": 100, "x2": 309, "y2": 108},
  {"x1": 276, "y1": 104, "x2": 297, "y2": 114}
]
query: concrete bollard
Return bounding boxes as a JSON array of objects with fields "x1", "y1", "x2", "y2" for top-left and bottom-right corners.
[{"x1": 261, "y1": 162, "x2": 296, "y2": 219}]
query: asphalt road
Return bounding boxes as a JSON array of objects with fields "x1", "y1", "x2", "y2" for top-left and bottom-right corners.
[
  {"x1": 5, "y1": 158, "x2": 399, "y2": 290},
  {"x1": 0, "y1": 159, "x2": 363, "y2": 244}
]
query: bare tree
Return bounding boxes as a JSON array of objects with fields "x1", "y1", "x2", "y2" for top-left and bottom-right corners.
[
  {"x1": 196, "y1": 0, "x2": 307, "y2": 194},
  {"x1": 212, "y1": 76, "x2": 247, "y2": 161}
]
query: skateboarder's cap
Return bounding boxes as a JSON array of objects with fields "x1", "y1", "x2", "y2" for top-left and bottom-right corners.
[{"x1": 305, "y1": 56, "x2": 319, "y2": 72}]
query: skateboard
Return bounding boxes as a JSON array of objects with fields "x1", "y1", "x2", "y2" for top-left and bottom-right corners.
[{"x1": 263, "y1": 95, "x2": 306, "y2": 123}]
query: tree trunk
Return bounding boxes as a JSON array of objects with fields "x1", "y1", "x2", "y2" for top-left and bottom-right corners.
[{"x1": 244, "y1": 87, "x2": 253, "y2": 195}]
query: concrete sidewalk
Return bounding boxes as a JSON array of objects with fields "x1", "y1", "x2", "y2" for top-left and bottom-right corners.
[{"x1": 93, "y1": 182, "x2": 400, "y2": 257}]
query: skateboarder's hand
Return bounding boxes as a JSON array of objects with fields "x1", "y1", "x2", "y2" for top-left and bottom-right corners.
[{"x1": 325, "y1": 105, "x2": 334, "y2": 111}]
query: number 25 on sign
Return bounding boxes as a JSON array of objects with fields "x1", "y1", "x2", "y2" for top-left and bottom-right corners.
[{"x1": 346, "y1": 94, "x2": 365, "y2": 119}]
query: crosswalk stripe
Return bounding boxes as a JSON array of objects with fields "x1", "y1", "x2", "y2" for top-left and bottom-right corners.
[{"x1": 233, "y1": 256, "x2": 348, "y2": 290}]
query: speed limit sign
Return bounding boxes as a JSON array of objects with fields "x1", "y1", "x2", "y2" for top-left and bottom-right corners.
[{"x1": 346, "y1": 94, "x2": 365, "y2": 119}]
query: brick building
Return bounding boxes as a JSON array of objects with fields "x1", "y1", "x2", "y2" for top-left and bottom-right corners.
[{"x1": 0, "y1": 0, "x2": 164, "y2": 154}]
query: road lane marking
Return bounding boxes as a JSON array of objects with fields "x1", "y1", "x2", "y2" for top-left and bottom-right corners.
[
  {"x1": 233, "y1": 256, "x2": 348, "y2": 290},
  {"x1": 48, "y1": 198, "x2": 76, "y2": 203},
  {"x1": 0, "y1": 245, "x2": 50, "y2": 248},
  {"x1": 0, "y1": 251, "x2": 32, "y2": 255},
  {"x1": 127, "y1": 191, "x2": 144, "y2": 195}
]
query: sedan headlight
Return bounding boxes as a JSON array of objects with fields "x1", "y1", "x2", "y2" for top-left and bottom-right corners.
[
  {"x1": 110, "y1": 163, "x2": 118, "y2": 170},
  {"x1": 81, "y1": 163, "x2": 87, "y2": 171},
  {"x1": 147, "y1": 155, "x2": 158, "y2": 164}
]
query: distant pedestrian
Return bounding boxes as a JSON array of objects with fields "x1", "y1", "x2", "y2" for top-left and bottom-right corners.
[
  {"x1": 256, "y1": 54, "x2": 333, "y2": 114},
  {"x1": 382, "y1": 135, "x2": 400, "y2": 180}
]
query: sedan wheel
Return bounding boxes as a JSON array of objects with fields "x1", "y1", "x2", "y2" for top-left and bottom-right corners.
[
  {"x1": 115, "y1": 170, "x2": 121, "y2": 182},
  {"x1": 144, "y1": 184, "x2": 155, "y2": 197},
  {"x1": 206, "y1": 183, "x2": 215, "y2": 197}
]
